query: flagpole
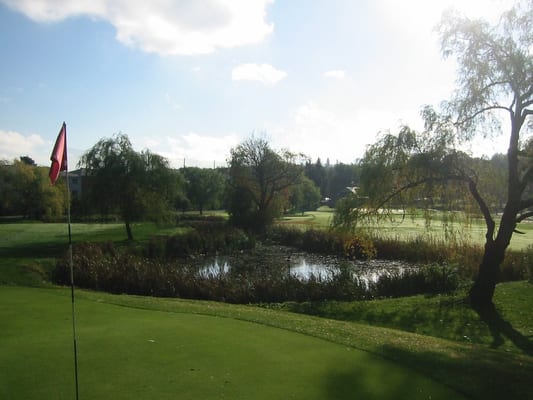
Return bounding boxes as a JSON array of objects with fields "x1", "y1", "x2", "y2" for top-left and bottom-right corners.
[{"x1": 64, "y1": 126, "x2": 80, "y2": 400}]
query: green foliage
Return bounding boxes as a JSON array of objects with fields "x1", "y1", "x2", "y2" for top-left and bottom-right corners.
[
  {"x1": 182, "y1": 167, "x2": 225, "y2": 214},
  {"x1": 288, "y1": 175, "x2": 321, "y2": 214},
  {"x1": 149, "y1": 223, "x2": 255, "y2": 259},
  {"x1": 227, "y1": 135, "x2": 303, "y2": 232},
  {"x1": 342, "y1": 235, "x2": 377, "y2": 260},
  {"x1": 324, "y1": 162, "x2": 361, "y2": 203},
  {"x1": 304, "y1": 157, "x2": 327, "y2": 196},
  {"x1": 79, "y1": 133, "x2": 183, "y2": 239},
  {"x1": 0, "y1": 160, "x2": 66, "y2": 220},
  {"x1": 437, "y1": 2, "x2": 533, "y2": 306},
  {"x1": 331, "y1": 193, "x2": 369, "y2": 232},
  {"x1": 300, "y1": 229, "x2": 344, "y2": 255},
  {"x1": 268, "y1": 226, "x2": 376, "y2": 260}
]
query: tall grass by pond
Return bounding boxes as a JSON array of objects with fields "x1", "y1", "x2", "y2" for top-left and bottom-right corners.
[
  {"x1": 49, "y1": 221, "x2": 532, "y2": 303},
  {"x1": 269, "y1": 225, "x2": 531, "y2": 282},
  {"x1": 3, "y1": 216, "x2": 531, "y2": 300},
  {"x1": 53, "y1": 239, "x2": 460, "y2": 303}
]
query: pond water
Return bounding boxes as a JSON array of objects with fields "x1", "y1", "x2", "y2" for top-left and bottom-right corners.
[
  {"x1": 197, "y1": 248, "x2": 416, "y2": 285},
  {"x1": 287, "y1": 255, "x2": 413, "y2": 284}
]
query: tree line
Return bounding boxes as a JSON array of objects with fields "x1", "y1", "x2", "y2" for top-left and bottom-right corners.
[
  {"x1": 0, "y1": 136, "x2": 510, "y2": 229},
  {"x1": 0, "y1": 136, "x2": 357, "y2": 228}
]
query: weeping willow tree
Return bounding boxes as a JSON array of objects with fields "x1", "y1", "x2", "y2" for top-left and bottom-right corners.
[
  {"x1": 342, "y1": 1, "x2": 532, "y2": 309},
  {"x1": 80, "y1": 133, "x2": 181, "y2": 240}
]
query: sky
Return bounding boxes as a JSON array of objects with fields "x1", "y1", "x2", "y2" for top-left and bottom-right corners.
[{"x1": 0, "y1": 0, "x2": 516, "y2": 169}]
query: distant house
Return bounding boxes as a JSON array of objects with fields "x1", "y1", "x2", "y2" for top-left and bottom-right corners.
[
  {"x1": 321, "y1": 186, "x2": 360, "y2": 207},
  {"x1": 63, "y1": 169, "x2": 87, "y2": 198}
]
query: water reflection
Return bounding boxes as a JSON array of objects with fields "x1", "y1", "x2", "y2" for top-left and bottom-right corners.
[
  {"x1": 288, "y1": 256, "x2": 338, "y2": 280},
  {"x1": 197, "y1": 251, "x2": 415, "y2": 284},
  {"x1": 288, "y1": 256, "x2": 413, "y2": 284},
  {"x1": 198, "y1": 256, "x2": 230, "y2": 277}
]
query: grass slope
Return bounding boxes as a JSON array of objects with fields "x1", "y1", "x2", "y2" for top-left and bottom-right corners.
[
  {"x1": 276, "y1": 281, "x2": 533, "y2": 355},
  {"x1": 0, "y1": 222, "x2": 184, "y2": 286},
  {"x1": 1, "y1": 286, "x2": 465, "y2": 400}
]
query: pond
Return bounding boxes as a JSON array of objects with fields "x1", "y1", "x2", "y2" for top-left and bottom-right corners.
[{"x1": 196, "y1": 246, "x2": 417, "y2": 286}]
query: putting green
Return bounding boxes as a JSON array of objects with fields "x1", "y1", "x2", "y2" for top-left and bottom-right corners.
[{"x1": 0, "y1": 287, "x2": 465, "y2": 399}]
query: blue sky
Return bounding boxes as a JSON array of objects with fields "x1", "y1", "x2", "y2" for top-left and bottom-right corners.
[{"x1": 0, "y1": 0, "x2": 513, "y2": 169}]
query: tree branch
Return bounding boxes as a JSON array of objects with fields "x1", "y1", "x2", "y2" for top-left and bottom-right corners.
[
  {"x1": 519, "y1": 165, "x2": 533, "y2": 191},
  {"x1": 372, "y1": 175, "x2": 466, "y2": 211},
  {"x1": 456, "y1": 105, "x2": 512, "y2": 126},
  {"x1": 516, "y1": 211, "x2": 533, "y2": 224},
  {"x1": 467, "y1": 177, "x2": 496, "y2": 240},
  {"x1": 520, "y1": 86, "x2": 533, "y2": 104}
]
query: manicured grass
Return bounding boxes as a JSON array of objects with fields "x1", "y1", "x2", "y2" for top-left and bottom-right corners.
[
  {"x1": 274, "y1": 281, "x2": 533, "y2": 355},
  {"x1": 279, "y1": 208, "x2": 335, "y2": 228},
  {"x1": 279, "y1": 208, "x2": 533, "y2": 250},
  {"x1": 0, "y1": 222, "x2": 185, "y2": 285},
  {"x1": 0, "y1": 286, "x2": 467, "y2": 400}
]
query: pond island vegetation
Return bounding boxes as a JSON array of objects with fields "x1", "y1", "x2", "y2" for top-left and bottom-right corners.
[{"x1": 1, "y1": 3, "x2": 532, "y2": 399}]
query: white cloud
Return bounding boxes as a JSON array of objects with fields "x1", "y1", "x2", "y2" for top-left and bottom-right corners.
[
  {"x1": 0, "y1": 129, "x2": 46, "y2": 163},
  {"x1": 267, "y1": 98, "x2": 425, "y2": 164},
  {"x1": 232, "y1": 63, "x2": 287, "y2": 84},
  {"x1": 376, "y1": 0, "x2": 514, "y2": 33},
  {"x1": 324, "y1": 70, "x2": 346, "y2": 80},
  {"x1": 139, "y1": 132, "x2": 240, "y2": 168},
  {"x1": 0, "y1": 0, "x2": 274, "y2": 55}
]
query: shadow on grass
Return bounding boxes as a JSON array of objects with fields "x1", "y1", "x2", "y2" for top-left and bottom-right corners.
[
  {"x1": 281, "y1": 297, "x2": 495, "y2": 347},
  {"x1": 0, "y1": 241, "x2": 67, "y2": 259},
  {"x1": 0, "y1": 242, "x2": 65, "y2": 286},
  {"x1": 323, "y1": 360, "x2": 467, "y2": 400},
  {"x1": 475, "y1": 303, "x2": 533, "y2": 356},
  {"x1": 376, "y1": 342, "x2": 533, "y2": 400}
]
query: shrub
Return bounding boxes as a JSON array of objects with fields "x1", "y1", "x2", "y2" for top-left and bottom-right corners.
[
  {"x1": 342, "y1": 235, "x2": 377, "y2": 260},
  {"x1": 268, "y1": 226, "x2": 376, "y2": 260},
  {"x1": 369, "y1": 263, "x2": 459, "y2": 298},
  {"x1": 147, "y1": 226, "x2": 255, "y2": 259},
  {"x1": 266, "y1": 226, "x2": 303, "y2": 248}
]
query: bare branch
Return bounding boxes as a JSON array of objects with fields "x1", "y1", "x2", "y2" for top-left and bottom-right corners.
[
  {"x1": 520, "y1": 86, "x2": 533, "y2": 103},
  {"x1": 455, "y1": 105, "x2": 512, "y2": 126},
  {"x1": 467, "y1": 178, "x2": 496, "y2": 240},
  {"x1": 516, "y1": 211, "x2": 533, "y2": 224},
  {"x1": 519, "y1": 165, "x2": 533, "y2": 190},
  {"x1": 371, "y1": 175, "x2": 465, "y2": 211}
]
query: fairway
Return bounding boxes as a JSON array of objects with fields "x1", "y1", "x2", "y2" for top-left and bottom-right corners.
[{"x1": 0, "y1": 287, "x2": 465, "y2": 400}]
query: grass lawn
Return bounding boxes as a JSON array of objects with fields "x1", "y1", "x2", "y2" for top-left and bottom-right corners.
[
  {"x1": 274, "y1": 281, "x2": 533, "y2": 355},
  {"x1": 1, "y1": 286, "x2": 467, "y2": 400},
  {"x1": 0, "y1": 222, "x2": 185, "y2": 285},
  {"x1": 279, "y1": 208, "x2": 533, "y2": 251}
]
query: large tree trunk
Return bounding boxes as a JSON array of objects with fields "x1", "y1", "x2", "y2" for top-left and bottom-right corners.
[{"x1": 469, "y1": 240, "x2": 505, "y2": 310}]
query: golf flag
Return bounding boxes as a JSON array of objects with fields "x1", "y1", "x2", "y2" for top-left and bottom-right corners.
[{"x1": 49, "y1": 122, "x2": 67, "y2": 184}]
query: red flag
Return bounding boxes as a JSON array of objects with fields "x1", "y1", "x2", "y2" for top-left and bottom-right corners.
[{"x1": 49, "y1": 122, "x2": 67, "y2": 184}]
